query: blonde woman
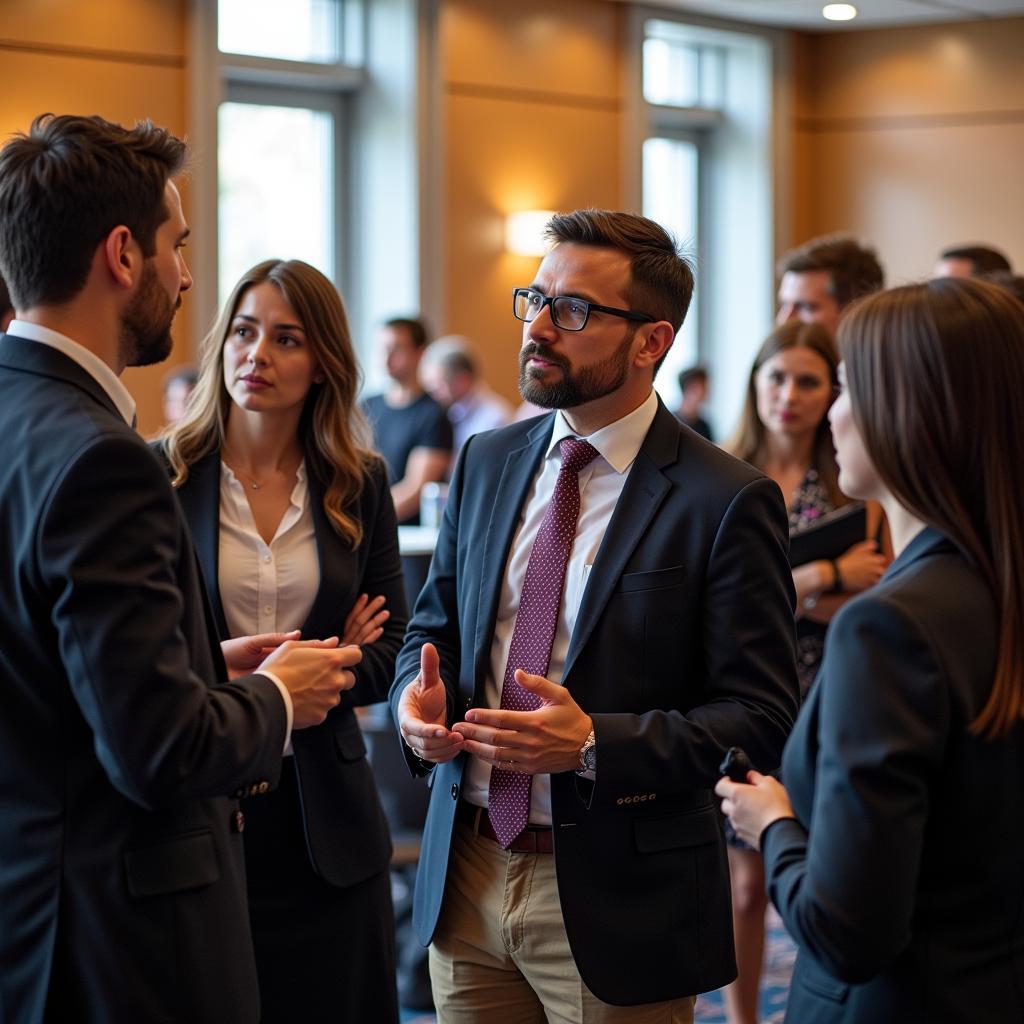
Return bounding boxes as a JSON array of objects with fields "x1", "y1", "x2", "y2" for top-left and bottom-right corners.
[{"x1": 160, "y1": 259, "x2": 405, "y2": 1022}]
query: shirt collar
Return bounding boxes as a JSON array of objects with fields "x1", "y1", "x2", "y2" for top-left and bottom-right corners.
[
  {"x1": 544, "y1": 389, "x2": 659, "y2": 475},
  {"x1": 8, "y1": 319, "x2": 137, "y2": 427}
]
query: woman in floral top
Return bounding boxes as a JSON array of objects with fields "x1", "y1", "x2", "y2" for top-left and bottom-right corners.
[{"x1": 720, "y1": 319, "x2": 888, "y2": 1024}]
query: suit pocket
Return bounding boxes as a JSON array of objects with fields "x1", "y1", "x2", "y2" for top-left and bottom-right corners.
[
  {"x1": 616, "y1": 564, "x2": 685, "y2": 593},
  {"x1": 634, "y1": 804, "x2": 720, "y2": 852},
  {"x1": 334, "y1": 725, "x2": 368, "y2": 762},
  {"x1": 124, "y1": 829, "x2": 220, "y2": 898}
]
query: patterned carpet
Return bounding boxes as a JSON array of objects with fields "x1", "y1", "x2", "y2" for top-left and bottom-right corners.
[{"x1": 400, "y1": 907, "x2": 797, "y2": 1023}]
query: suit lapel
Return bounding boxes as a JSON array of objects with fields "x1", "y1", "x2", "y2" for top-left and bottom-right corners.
[
  {"x1": 471, "y1": 417, "x2": 552, "y2": 690},
  {"x1": 301, "y1": 468, "x2": 355, "y2": 639},
  {"x1": 0, "y1": 333, "x2": 122, "y2": 422},
  {"x1": 562, "y1": 402, "x2": 679, "y2": 683},
  {"x1": 175, "y1": 450, "x2": 230, "y2": 640}
]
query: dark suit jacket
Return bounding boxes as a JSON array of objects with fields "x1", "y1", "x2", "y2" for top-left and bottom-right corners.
[
  {"x1": 0, "y1": 335, "x2": 288, "y2": 1023},
  {"x1": 170, "y1": 447, "x2": 408, "y2": 886},
  {"x1": 763, "y1": 527, "x2": 1024, "y2": 1022},
  {"x1": 389, "y1": 400, "x2": 799, "y2": 1005}
]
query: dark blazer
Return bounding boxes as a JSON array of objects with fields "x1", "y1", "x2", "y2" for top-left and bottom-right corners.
[
  {"x1": 389, "y1": 400, "x2": 799, "y2": 1005},
  {"x1": 0, "y1": 335, "x2": 287, "y2": 1023},
  {"x1": 169, "y1": 446, "x2": 408, "y2": 886},
  {"x1": 763, "y1": 527, "x2": 1024, "y2": 1023}
]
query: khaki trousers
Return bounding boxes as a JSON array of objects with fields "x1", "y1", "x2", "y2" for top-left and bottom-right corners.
[{"x1": 428, "y1": 821, "x2": 695, "y2": 1024}]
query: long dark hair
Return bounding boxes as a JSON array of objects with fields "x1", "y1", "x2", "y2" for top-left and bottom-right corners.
[
  {"x1": 727, "y1": 319, "x2": 846, "y2": 509},
  {"x1": 839, "y1": 277, "x2": 1024, "y2": 738}
]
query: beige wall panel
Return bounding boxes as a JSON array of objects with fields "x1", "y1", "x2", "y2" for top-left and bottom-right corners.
[
  {"x1": 0, "y1": 48, "x2": 189, "y2": 437},
  {"x1": 806, "y1": 18, "x2": 1024, "y2": 120},
  {"x1": 0, "y1": 0, "x2": 184, "y2": 57},
  {"x1": 805, "y1": 122, "x2": 1024, "y2": 285},
  {"x1": 442, "y1": 0, "x2": 619, "y2": 100},
  {"x1": 443, "y1": 92, "x2": 621, "y2": 404}
]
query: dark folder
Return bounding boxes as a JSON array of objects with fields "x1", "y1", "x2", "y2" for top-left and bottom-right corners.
[{"x1": 788, "y1": 502, "x2": 867, "y2": 567}]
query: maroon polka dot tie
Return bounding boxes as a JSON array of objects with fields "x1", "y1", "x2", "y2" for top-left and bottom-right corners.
[{"x1": 487, "y1": 436, "x2": 600, "y2": 848}]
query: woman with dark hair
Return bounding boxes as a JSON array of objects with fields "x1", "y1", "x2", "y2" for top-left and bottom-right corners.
[
  {"x1": 160, "y1": 259, "x2": 406, "y2": 1022},
  {"x1": 722, "y1": 318, "x2": 887, "y2": 1024},
  {"x1": 719, "y1": 277, "x2": 1024, "y2": 1022}
]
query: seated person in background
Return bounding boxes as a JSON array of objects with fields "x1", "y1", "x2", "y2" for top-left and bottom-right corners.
[
  {"x1": 362, "y1": 316, "x2": 452, "y2": 524},
  {"x1": 0, "y1": 273, "x2": 13, "y2": 332},
  {"x1": 674, "y1": 364, "x2": 713, "y2": 441},
  {"x1": 419, "y1": 335, "x2": 512, "y2": 468},
  {"x1": 721, "y1": 318, "x2": 887, "y2": 1024},
  {"x1": 719, "y1": 277, "x2": 1024, "y2": 1024},
  {"x1": 161, "y1": 363, "x2": 198, "y2": 425},
  {"x1": 776, "y1": 234, "x2": 884, "y2": 337},
  {"x1": 933, "y1": 243, "x2": 1011, "y2": 279}
]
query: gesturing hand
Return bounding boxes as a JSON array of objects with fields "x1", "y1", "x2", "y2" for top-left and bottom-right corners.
[
  {"x1": 452, "y1": 670, "x2": 593, "y2": 775},
  {"x1": 396, "y1": 643, "x2": 463, "y2": 765},
  {"x1": 222, "y1": 630, "x2": 302, "y2": 679},
  {"x1": 259, "y1": 637, "x2": 363, "y2": 729}
]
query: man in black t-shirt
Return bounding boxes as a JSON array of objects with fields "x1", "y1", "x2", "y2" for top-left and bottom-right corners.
[{"x1": 362, "y1": 317, "x2": 452, "y2": 526}]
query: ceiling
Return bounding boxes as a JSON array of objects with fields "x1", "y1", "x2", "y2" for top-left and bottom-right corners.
[{"x1": 620, "y1": 0, "x2": 1024, "y2": 31}]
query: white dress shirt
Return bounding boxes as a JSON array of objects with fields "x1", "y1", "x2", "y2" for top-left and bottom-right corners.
[
  {"x1": 219, "y1": 461, "x2": 319, "y2": 755},
  {"x1": 7, "y1": 319, "x2": 136, "y2": 425},
  {"x1": 462, "y1": 389, "x2": 660, "y2": 823}
]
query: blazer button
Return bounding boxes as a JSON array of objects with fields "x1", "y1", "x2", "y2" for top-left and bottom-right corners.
[
  {"x1": 257, "y1": 781, "x2": 269, "y2": 794},
  {"x1": 649, "y1": 793, "x2": 656, "y2": 801},
  {"x1": 231, "y1": 810, "x2": 245, "y2": 833},
  {"x1": 451, "y1": 784, "x2": 459, "y2": 800}
]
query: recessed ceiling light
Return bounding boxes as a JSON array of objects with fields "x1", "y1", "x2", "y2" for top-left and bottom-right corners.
[{"x1": 823, "y1": 3, "x2": 858, "y2": 20}]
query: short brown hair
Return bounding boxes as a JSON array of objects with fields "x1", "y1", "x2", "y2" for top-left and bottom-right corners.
[
  {"x1": 940, "y1": 245, "x2": 1011, "y2": 276},
  {"x1": 778, "y1": 234, "x2": 884, "y2": 310},
  {"x1": 0, "y1": 113, "x2": 187, "y2": 309},
  {"x1": 839, "y1": 278, "x2": 1024, "y2": 737},
  {"x1": 544, "y1": 209, "x2": 695, "y2": 350}
]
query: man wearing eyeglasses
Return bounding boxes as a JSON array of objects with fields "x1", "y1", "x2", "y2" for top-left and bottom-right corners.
[{"x1": 391, "y1": 209, "x2": 798, "y2": 1021}]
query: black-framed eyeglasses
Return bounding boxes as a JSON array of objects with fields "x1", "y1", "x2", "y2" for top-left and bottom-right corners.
[{"x1": 512, "y1": 287, "x2": 655, "y2": 333}]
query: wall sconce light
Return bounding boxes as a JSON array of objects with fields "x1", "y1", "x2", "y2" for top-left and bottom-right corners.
[{"x1": 505, "y1": 210, "x2": 556, "y2": 257}]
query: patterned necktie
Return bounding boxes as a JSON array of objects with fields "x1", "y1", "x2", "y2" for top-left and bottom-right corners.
[{"x1": 487, "y1": 436, "x2": 600, "y2": 847}]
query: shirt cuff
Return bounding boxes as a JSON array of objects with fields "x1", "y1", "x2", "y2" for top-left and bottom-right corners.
[{"x1": 255, "y1": 670, "x2": 293, "y2": 754}]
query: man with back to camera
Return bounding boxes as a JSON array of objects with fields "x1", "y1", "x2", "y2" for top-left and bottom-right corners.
[
  {"x1": 776, "y1": 234, "x2": 884, "y2": 336},
  {"x1": 391, "y1": 208, "x2": 799, "y2": 1021},
  {"x1": 362, "y1": 316, "x2": 453, "y2": 525},
  {"x1": 0, "y1": 113, "x2": 360, "y2": 1023},
  {"x1": 933, "y1": 243, "x2": 1012, "y2": 279}
]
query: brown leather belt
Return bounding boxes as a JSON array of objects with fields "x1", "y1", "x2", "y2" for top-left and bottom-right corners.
[{"x1": 456, "y1": 800, "x2": 554, "y2": 854}]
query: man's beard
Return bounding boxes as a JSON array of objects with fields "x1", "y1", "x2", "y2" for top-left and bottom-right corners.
[
  {"x1": 119, "y1": 262, "x2": 177, "y2": 368},
  {"x1": 518, "y1": 330, "x2": 634, "y2": 410}
]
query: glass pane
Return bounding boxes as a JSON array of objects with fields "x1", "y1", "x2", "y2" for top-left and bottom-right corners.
[
  {"x1": 643, "y1": 137, "x2": 699, "y2": 392},
  {"x1": 219, "y1": 0, "x2": 339, "y2": 63},
  {"x1": 643, "y1": 37, "x2": 698, "y2": 107},
  {"x1": 218, "y1": 102, "x2": 335, "y2": 306}
]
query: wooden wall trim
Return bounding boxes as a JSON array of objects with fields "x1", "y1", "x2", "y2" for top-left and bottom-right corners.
[
  {"x1": 0, "y1": 38, "x2": 184, "y2": 68},
  {"x1": 445, "y1": 79, "x2": 620, "y2": 112}
]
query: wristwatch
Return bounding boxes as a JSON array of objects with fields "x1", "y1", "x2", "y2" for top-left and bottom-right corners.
[{"x1": 577, "y1": 728, "x2": 597, "y2": 773}]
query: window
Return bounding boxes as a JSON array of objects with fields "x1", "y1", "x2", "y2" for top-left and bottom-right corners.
[
  {"x1": 187, "y1": 0, "x2": 426, "y2": 376},
  {"x1": 218, "y1": 93, "x2": 342, "y2": 306},
  {"x1": 631, "y1": 13, "x2": 775, "y2": 437}
]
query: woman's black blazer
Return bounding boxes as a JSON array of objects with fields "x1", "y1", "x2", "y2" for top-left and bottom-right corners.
[
  {"x1": 161, "y1": 446, "x2": 408, "y2": 887},
  {"x1": 763, "y1": 526, "x2": 1024, "y2": 1022}
]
